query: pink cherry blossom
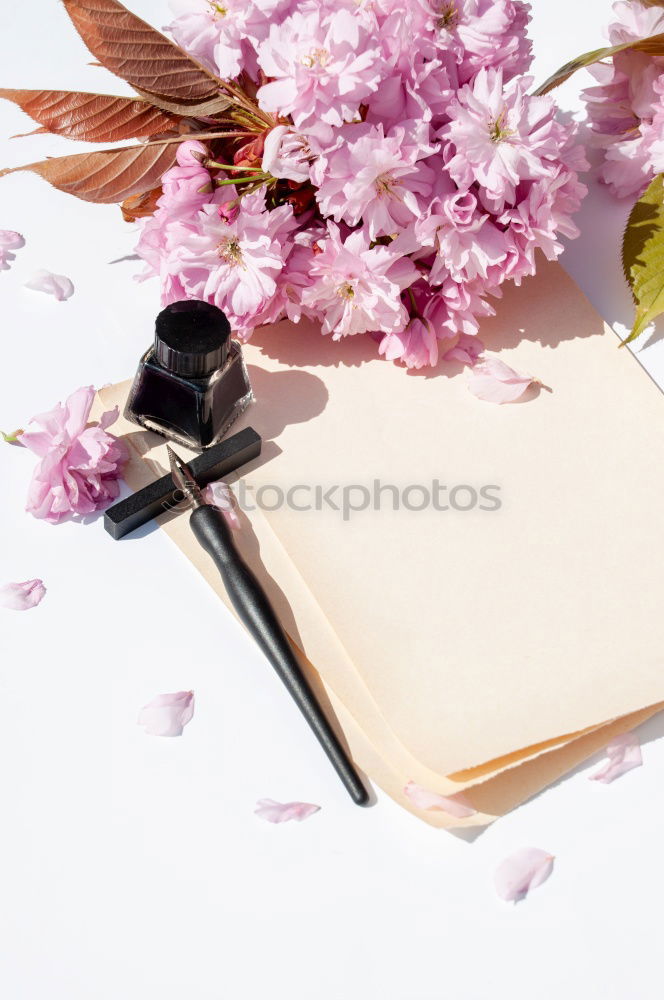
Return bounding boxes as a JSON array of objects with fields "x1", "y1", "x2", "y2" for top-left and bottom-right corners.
[
  {"x1": 257, "y1": 7, "x2": 384, "y2": 130},
  {"x1": 607, "y1": 0, "x2": 664, "y2": 44},
  {"x1": 251, "y1": 228, "x2": 326, "y2": 329},
  {"x1": 415, "y1": 0, "x2": 532, "y2": 84},
  {"x1": 403, "y1": 780, "x2": 477, "y2": 817},
  {"x1": 444, "y1": 68, "x2": 569, "y2": 213},
  {"x1": 21, "y1": 386, "x2": 126, "y2": 523},
  {"x1": 647, "y1": 110, "x2": 664, "y2": 174},
  {"x1": 168, "y1": 140, "x2": 213, "y2": 198},
  {"x1": 254, "y1": 798, "x2": 321, "y2": 823},
  {"x1": 583, "y1": 64, "x2": 640, "y2": 139},
  {"x1": 133, "y1": 0, "x2": 585, "y2": 371},
  {"x1": 589, "y1": 732, "x2": 643, "y2": 783},
  {"x1": 24, "y1": 270, "x2": 74, "y2": 301},
  {"x1": 600, "y1": 130, "x2": 659, "y2": 200},
  {"x1": 367, "y1": 50, "x2": 454, "y2": 130},
  {"x1": 583, "y1": 53, "x2": 664, "y2": 198},
  {"x1": 135, "y1": 139, "x2": 214, "y2": 294},
  {"x1": 498, "y1": 169, "x2": 587, "y2": 283},
  {"x1": 467, "y1": 356, "x2": 539, "y2": 403},
  {"x1": 138, "y1": 691, "x2": 195, "y2": 737},
  {"x1": 495, "y1": 847, "x2": 554, "y2": 902},
  {"x1": 167, "y1": 0, "x2": 231, "y2": 75},
  {"x1": 424, "y1": 279, "x2": 495, "y2": 339},
  {"x1": 581, "y1": 3, "x2": 664, "y2": 198},
  {"x1": 379, "y1": 318, "x2": 439, "y2": 370},
  {"x1": 300, "y1": 223, "x2": 417, "y2": 338},
  {"x1": 312, "y1": 121, "x2": 435, "y2": 238},
  {"x1": 168, "y1": 0, "x2": 288, "y2": 79},
  {"x1": 372, "y1": 0, "x2": 430, "y2": 73},
  {"x1": 415, "y1": 190, "x2": 508, "y2": 284},
  {"x1": 262, "y1": 125, "x2": 316, "y2": 183},
  {"x1": 0, "y1": 229, "x2": 25, "y2": 271},
  {"x1": 170, "y1": 189, "x2": 296, "y2": 333},
  {"x1": 0, "y1": 579, "x2": 46, "y2": 611}
]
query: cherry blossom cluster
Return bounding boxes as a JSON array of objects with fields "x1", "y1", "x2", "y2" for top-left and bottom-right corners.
[
  {"x1": 583, "y1": 1, "x2": 664, "y2": 199},
  {"x1": 136, "y1": 0, "x2": 587, "y2": 369}
]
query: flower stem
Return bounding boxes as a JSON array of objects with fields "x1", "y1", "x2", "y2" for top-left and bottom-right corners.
[
  {"x1": 205, "y1": 161, "x2": 264, "y2": 171},
  {"x1": 214, "y1": 173, "x2": 269, "y2": 187},
  {"x1": 406, "y1": 287, "x2": 420, "y2": 317}
]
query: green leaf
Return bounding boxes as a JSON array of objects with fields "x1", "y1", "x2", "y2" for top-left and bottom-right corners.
[
  {"x1": 534, "y1": 32, "x2": 664, "y2": 95},
  {"x1": 621, "y1": 173, "x2": 664, "y2": 346}
]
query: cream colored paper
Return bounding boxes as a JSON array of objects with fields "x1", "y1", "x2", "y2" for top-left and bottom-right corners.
[
  {"x1": 99, "y1": 378, "x2": 620, "y2": 805},
  {"x1": 98, "y1": 259, "x2": 664, "y2": 825},
  {"x1": 238, "y1": 258, "x2": 664, "y2": 775},
  {"x1": 329, "y1": 694, "x2": 663, "y2": 828}
]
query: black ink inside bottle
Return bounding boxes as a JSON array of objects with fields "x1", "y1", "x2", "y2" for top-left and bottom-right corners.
[{"x1": 125, "y1": 300, "x2": 253, "y2": 450}]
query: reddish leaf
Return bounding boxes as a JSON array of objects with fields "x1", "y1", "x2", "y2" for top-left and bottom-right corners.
[
  {"x1": 132, "y1": 88, "x2": 231, "y2": 117},
  {"x1": 0, "y1": 140, "x2": 179, "y2": 204},
  {"x1": 61, "y1": 0, "x2": 223, "y2": 107},
  {"x1": 121, "y1": 186, "x2": 162, "y2": 221},
  {"x1": 535, "y1": 32, "x2": 664, "y2": 95},
  {"x1": 0, "y1": 89, "x2": 178, "y2": 143}
]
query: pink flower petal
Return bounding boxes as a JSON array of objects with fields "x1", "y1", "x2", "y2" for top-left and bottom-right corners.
[
  {"x1": 467, "y1": 356, "x2": 539, "y2": 404},
  {"x1": 444, "y1": 335, "x2": 485, "y2": 366},
  {"x1": 62, "y1": 385, "x2": 95, "y2": 437},
  {"x1": 495, "y1": 848, "x2": 555, "y2": 902},
  {"x1": 97, "y1": 405, "x2": 120, "y2": 432},
  {"x1": 0, "y1": 578, "x2": 46, "y2": 611},
  {"x1": 138, "y1": 690, "x2": 195, "y2": 737},
  {"x1": 403, "y1": 780, "x2": 477, "y2": 818},
  {"x1": 589, "y1": 732, "x2": 643, "y2": 783},
  {"x1": 0, "y1": 229, "x2": 24, "y2": 249},
  {"x1": 25, "y1": 270, "x2": 74, "y2": 302},
  {"x1": 203, "y1": 480, "x2": 241, "y2": 530},
  {"x1": 254, "y1": 799, "x2": 321, "y2": 824},
  {"x1": 0, "y1": 229, "x2": 25, "y2": 271}
]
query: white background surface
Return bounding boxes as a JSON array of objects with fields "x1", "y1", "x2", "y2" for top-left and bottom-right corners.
[{"x1": 1, "y1": 3, "x2": 662, "y2": 998}]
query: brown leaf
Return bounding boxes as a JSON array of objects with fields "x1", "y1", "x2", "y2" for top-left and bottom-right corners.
[
  {"x1": 131, "y1": 87, "x2": 232, "y2": 117},
  {"x1": 121, "y1": 186, "x2": 162, "y2": 221},
  {"x1": 0, "y1": 89, "x2": 178, "y2": 143},
  {"x1": 535, "y1": 32, "x2": 664, "y2": 95},
  {"x1": 61, "y1": 0, "x2": 223, "y2": 106},
  {"x1": 0, "y1": 140, "x2": 179, "y2": 204}
]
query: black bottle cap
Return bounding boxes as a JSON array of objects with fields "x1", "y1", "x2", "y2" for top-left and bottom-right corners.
[{"x1": 155, "y1": 300, "x2": 231, "y2": 377}]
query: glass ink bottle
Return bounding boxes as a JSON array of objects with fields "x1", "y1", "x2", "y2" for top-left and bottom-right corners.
[{"x1": 125, "y1": 300, "x2": 253, "y2": 450}]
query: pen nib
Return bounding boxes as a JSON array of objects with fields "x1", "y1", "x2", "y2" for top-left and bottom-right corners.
[{"x1": 167, "y1": 445, "x2": 204, "y2": 508}]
